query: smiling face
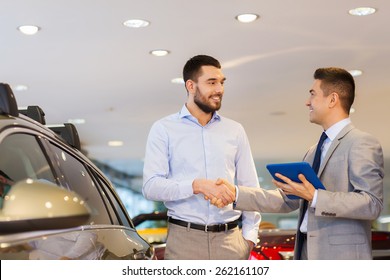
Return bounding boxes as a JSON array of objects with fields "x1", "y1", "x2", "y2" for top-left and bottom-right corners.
[
  {"x1": 306, "y1": 79, "x2": 331, "y2": 128},
  {"x1": 187, "y1": 65, "x2": 226, "y2": 114}
]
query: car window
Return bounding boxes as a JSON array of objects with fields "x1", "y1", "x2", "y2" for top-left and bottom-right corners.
[
  {"x1": 46, "y1": 143, "x2": 112, "y2": 225},
  {"x1": 0, "y1": 133, "x2": 58, "y2": 209},
  {"x1": 0, "y1": 133, "x2": 56, "y2": 184},
  {"x1": 91, "y1": 171, "x2": 133, "y2": 228}
]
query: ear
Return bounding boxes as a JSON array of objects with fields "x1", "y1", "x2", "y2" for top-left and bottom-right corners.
[
  {"x1": 185, "y1": 79, "x2": 195, "y2": 94},
  {"x1": 328, "y1": 92, "x2": 339, "y2": 108}
]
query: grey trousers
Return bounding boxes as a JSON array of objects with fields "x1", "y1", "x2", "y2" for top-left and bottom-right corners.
[{"x1": 164, "y1": 223, "x2": 251, "y2": 260}]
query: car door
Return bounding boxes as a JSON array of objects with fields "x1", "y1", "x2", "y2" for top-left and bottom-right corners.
[{"x1": 0, "y1": 129, "x2": 153, "y2": 260}]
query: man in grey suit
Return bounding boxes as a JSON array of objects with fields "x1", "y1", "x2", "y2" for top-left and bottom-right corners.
[{"x1": 215, "y1": 67, "x2": 384, "y2": 259}]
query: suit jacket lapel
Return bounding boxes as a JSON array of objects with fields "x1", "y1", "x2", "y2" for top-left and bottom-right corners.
[{"x1": 317, "y1": 123, "x2": 355, "y2": 176}]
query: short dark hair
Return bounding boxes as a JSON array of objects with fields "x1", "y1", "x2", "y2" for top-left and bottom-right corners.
[
  {"x1": 314, "y1": 67, "x2": 355, "y2": 114},
  {"x1": 183, "y1": 55, "x2": 221, "y2": 83}
]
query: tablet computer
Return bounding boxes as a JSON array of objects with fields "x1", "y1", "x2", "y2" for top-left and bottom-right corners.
[{"x1": 266, "y1": 161, "x2": 325, "y2": 199}]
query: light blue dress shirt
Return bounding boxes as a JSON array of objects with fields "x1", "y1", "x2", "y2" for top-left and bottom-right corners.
[{"x1": 143, "y1": 105, "x2": 261, "y2": 243}]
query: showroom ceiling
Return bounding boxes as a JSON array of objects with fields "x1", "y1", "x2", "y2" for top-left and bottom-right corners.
[{"x1": 1, "y1": 1, "x2": 389, "y2": 172}]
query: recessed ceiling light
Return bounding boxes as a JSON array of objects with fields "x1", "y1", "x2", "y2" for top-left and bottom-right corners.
[
  {"x1": 150, "y1": 49, "x2": 170, "y2": 57},
  {"x1": 171, "y1": 78, "x2": 184, "y2": 84},
  {"x1": 235, "y1": 13, "x2": 259, "y2": 23},
  {"x1": 123, "y1": 19, "x2": 150, "y2": 28},
  {"x1": 348, "y1": 7, "x2": 376, "y2": 16},
  {"x1": 349, "y1": 70, "x2": 363, "y2": 77},
  {"x1": 12, "y1": 84, "x2": 28, "y2": 91},
  {"x1": 17, "y1": 25, "x2": 40, "y2": 35},
  {"x1": 108, "y1": 141, "x2": 124, "y2": 147},
  {"x1": 350, "y1": 107, "x2": 356, "y2": 114}
]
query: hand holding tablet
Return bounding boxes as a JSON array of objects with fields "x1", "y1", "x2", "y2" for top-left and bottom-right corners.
[{"x1": 266, "y1": 162, "x2": 325, "y2": 199}]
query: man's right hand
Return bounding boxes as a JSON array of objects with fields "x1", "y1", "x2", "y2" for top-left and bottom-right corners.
[{"x1": 212, "y1": 178, "x2": 236, "y2": 208}]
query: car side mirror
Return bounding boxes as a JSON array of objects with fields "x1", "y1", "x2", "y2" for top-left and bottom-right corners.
[{"x1": 0, "y1": 179, "x2": 91, "y2": 233}]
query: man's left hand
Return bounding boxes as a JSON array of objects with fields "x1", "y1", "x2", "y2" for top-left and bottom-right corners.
[{"x1": 272, "y1": 173, "x2": 315, "y2": 201}]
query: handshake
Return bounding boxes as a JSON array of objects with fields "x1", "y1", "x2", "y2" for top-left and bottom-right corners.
[{"x1": 192, "y1": 178, "x2": 236, "y2": 208}]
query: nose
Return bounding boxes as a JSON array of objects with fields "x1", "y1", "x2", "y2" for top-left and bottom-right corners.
[
  {"x1": 215, "y1": 82, "x2": 224, "y2": 94},
  {"x1": 305, "y1": 98, "x2": 310, "y2": 107}
]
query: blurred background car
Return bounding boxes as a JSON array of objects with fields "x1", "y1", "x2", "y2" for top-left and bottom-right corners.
[
  {"x1": 0, "y1": 83, "x2": 154, "y2": 260},
  {"x1": 133, "y1": 211, "x2": 390, "y2": 260},
  {"x1": 250, "y1": 229, "x2": 390, "y2": 260}
]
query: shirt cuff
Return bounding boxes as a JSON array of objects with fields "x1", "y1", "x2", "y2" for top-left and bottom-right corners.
[
  {"x1": 310, "y1": 190, "x2": 318, "y2": 208},
  {"x1": 233, "y1": 185, "x2": 239, "y2": 208}
]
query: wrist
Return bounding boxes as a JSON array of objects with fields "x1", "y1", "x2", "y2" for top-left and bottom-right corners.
[
  {"x1": 192, "y1": 179, "x2": 199, "y2": 194},
  {"x1": 192, "y1": 178, "x2": 204, "y2": 194}
]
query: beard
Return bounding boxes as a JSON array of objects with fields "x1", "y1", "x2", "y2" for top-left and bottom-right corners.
[{"x1": 193, "y1": 88, "x2": 222, "y2": 114}]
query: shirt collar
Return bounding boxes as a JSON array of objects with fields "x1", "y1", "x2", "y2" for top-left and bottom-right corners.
[
  {"x1": 325, "y1": 117, "x2": 351, "y2": 141},
  {"x1": 179, "y1": 104, "x2": 221, "y2": 124}
]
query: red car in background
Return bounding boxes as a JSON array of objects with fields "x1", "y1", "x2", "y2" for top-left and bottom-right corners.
[{"x1": 133, "y1": 211, "x2": 390, "y2": 260}]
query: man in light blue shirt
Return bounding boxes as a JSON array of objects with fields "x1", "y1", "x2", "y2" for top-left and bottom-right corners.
[{"x1": 143, "y1": 55, "x2": 261, "y2": 260}]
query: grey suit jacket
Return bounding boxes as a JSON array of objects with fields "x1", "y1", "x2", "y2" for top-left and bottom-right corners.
[{"x1": 236, "y1": 124, "x2": 384, "y2": 259}]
